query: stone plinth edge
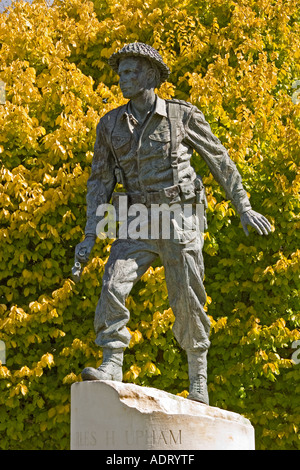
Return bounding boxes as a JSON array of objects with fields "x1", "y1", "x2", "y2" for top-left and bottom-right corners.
[{"x1": 71, "y1": 380, "x2": 255, "y2": 450}]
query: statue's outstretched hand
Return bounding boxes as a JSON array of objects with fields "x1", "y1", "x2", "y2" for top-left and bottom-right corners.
[{"x1": 240, "y1": 210, "x2": 272, "y2": 236}]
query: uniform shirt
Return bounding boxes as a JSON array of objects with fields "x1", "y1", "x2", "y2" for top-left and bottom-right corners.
[{"x1": 85, "y1": 96, "x2": 251, "y2": 236}]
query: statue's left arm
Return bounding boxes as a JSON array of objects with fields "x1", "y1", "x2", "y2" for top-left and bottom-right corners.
[{"x1": 185, "y1": 106, "x2": 272, "y2": 236}]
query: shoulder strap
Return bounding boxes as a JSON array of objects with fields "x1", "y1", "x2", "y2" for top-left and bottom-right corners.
[
  {"x1": 167, "y1": 101, "x2": 180, "y2": 185},
  {"x1": 106, "y1": 106, "x2": 126, "y2": 186},
  {"x1": 106, "y1": 107, "x2": 124, "y2": 166}
]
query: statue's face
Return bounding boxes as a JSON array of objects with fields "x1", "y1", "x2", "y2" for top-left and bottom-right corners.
[{"x1": 118, "y1": 57, "x2": 154, "y2": 99}]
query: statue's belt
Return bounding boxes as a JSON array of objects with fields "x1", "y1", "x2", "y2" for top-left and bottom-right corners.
[{"x1": 112, "y1": 181, "x2": 204, "y2": 208}]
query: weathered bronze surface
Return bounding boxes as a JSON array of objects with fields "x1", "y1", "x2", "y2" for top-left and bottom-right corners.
[{"x1": 74, "y1": 43, "x2": 272, "y2": 404}]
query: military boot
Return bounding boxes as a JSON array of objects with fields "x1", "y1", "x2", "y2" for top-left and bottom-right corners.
[
  {"x1": 187, "y1": 349, "x2": 209, "y2": 405},
  {"x1": 81, "y1": 348, "x2": 123, "y2": 381}
]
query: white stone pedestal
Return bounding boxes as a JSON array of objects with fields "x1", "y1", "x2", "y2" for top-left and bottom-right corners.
[{"x1": 70, "y1": 380, "x2": 255, "y2": 450}]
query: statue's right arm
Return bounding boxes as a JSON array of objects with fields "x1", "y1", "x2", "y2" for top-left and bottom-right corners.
[{"x1": 74, "y1": 118, "x2": 117, "y2": 269}]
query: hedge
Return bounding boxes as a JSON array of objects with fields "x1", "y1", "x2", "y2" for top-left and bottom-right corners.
[{"x1": 0, "y1": 0, "x2": 299, "y2": 449}]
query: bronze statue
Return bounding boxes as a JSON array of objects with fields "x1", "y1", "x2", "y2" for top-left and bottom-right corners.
[{"x1": 74, "y1": 43, "x2": 272, "y2": 405}]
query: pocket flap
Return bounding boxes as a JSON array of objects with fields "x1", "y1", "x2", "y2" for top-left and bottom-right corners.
[
  {"x1": 112, "y1": 134, "x2": 131, "y2": 149},
  {"x1": 149, "y1": 130, "x2": 171, "y2": 142}
]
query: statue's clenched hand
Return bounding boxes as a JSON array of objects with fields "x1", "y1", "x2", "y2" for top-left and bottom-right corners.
[
  {"x1": 75, "y1": 235, "x2": 96, "y2": 263},
  {"x1": 71, "y1": 235, "x2": 96, "y2": 282},
  {"x1": 240, "y1": 210, "x2": 272, "y2": 237}
]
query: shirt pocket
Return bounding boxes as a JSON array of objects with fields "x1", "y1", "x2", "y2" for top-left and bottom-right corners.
[
  {"x1": 149, "y1": 122, "x2": 184, "y2": 143},
  {"x1": 149, "y1": 128, "x2": 171, "y2": 143},
  {"x1": 147, "y1": 124, "x2": 171, "y2": 158},
  {"x1": 111, "y1": 133, "x2": 132, "y2": 156}
]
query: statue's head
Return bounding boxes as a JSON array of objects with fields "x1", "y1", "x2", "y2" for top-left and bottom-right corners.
[{"x1": 109, "y1": 43, "x2": 170, "y2": 98}]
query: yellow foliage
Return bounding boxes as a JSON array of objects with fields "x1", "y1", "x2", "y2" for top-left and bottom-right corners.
[{"x1": 0, "y1": 0, "x2": 299, "y2": 451}]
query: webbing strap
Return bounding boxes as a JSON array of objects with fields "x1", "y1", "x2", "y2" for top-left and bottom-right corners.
[
  {"x1": 167, "y1": 101, "x2": 180, "y2": 185},
  {"x1": 107, "y1": 106, "x2": 124, "y2": 179}
]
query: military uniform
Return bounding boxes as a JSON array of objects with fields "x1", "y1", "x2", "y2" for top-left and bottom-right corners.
[
  {"x1": 84, "y1": 95, "x2": 252, "y2": 353},
  {"x1": 79, "y1": 43, "x2": 262, "y2": 404}
]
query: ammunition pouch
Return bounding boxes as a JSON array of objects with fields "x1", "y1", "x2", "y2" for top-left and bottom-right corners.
[
  {"x1": 193, "y1": 175, "x2": 208, "y2": 230},
  {"x1": 111, "y1": 177, "x2": 208, "y2": 231}
]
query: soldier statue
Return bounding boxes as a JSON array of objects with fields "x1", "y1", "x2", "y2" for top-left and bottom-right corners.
[{"x1": 74, "y1": 43, "x2": 272, "y2": 405}]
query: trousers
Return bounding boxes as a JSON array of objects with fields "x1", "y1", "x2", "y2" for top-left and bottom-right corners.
[{"x1": 94, "y1": 223, "x2": 211, "y2": 352}]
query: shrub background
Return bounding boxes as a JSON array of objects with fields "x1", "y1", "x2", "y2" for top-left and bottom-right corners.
[{"x1": 0, "y1": 0, "x2": 299, "y2": 450}]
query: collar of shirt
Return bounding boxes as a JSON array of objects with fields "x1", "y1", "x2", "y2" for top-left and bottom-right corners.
[{"x1": 120, "y1": 96, "x2": 167, "y2": 133}]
